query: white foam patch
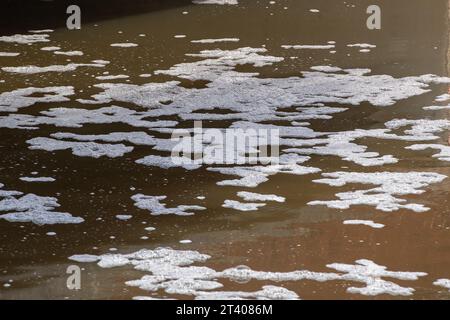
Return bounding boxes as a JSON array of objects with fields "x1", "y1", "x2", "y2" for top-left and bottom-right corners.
[
  {"x1": 406, "y1": 144, "x2": 450, "y2": 162},
  {"x1": 136, "y1": 155, "x2": 201, "y2": 170},
  {"x1": 20, "y1": 177, "x2": 55, "y2": 183},
  {"x1": 1, "y1": 46, "x2": 450, "y2": 206},
  {"x1": 286, "y1": 130, "x2": 401, "y2": 167},
  {"x1": 0, "y1": 52, "x2": 20, "y2": 57},
  {"x1": 0, "y1": 184, "x2": 22, "y2": 198},
  {"x1": 29, "y1": 29, "x2": 54, "y2": 34},
  {"x1": 92, "y1": 60, "x2": 110, "y2": 65},
  {"x1": 96, "y1": 75, "x2": 129, "y2": 80},
  {"x1": 69, "y1": 254, "x2": 100, "y2": 263},
  {"x1": 326, "y1": 259, "x2": 426, "y2": 296},
  {"x1": 51, "y1": 132, "x2": 156, "y2": 145},
  {"x1": 110, "y1": 43, "x2": 138, "y2": 48},
  {"x1": 82, "y1": 48, "x2": 449, "y2": 122},
  {"x1": 209, "y1": 167, "x2": 270, "y2": 188},
  {"x1": 209, "y1": 154, "x2": 320, "y2": 188},
  {"x1": 39, "y1": 128, "x2": 295, "y2": 172},
  {"x1": 230, "y1": 121, "x2": 324, "y2": 138},
  {"x1": 0, "y1": 183, "x2": 83, "y2": 225},
  {"x1": 54, "y1": 51, "x2": 84, "y2": 56},
  {"x1": 27, "y1": 137, "x2": 134, "y2": 158},
  {"x1": 434, "y1": 279, "x2": 450, "y2": 291},
  {"x1": 132, "y1": 194, "x2": 206, "y2": 216},
  {"x1": 0, "y1": 34, "x2": 50, "y2": 44},
  {"x1": 347, "y1": 43, "x2": 376, "y2": 48},
  {"x1": 344, "y1": 68, "x2": 372, "y2": 76},
  {"x1": 0, "y1": 86, "x2": 74, "y2": 112},
  {"x1": 343, "y1": 220, "x2": 385, "y2": 229},
  {"x1": 384, "y1": 119, "x2": 450, "y2": 162},
  {"x1": 116, "y1": 215, "x2": 133, "y2": 221},
  {"x1": 41, "y1": 46, "x2": 61, "y2": 51},
  {"x1": 310, "y1": 66, "x2": 343, "y2": 73},
  {"x1": 133, "y1": 296, "x2": 175, "y2": 300},
  {"x1": 222, "y1": 200, "x2": 266, "y2": 211},
  {"x1": 193, "y1": 0, "x2": 238, "y2": 4},
  {"x1": 0, "y1": 106, "x2": 178, "y2": 130},
  {"x1": 284, "y1": 123, "x2": 442, "y2": 167},
  {"x1": 423, "y1": 105, "x2": 450, "y2": 110},
  {"x1": 2, "y1": 62, "x2": 105, "y2": 74},
  {"x1": 194, "y1": 286, "x2": 298, "y2": 300},
  {"x1": 237, "y1": 191, "x2": 285, "y2": 203},
  {"x1": 38, "y1": 133, "x2": 197, "y2": 168},
  {"x1": 48, "y1": 133, "x2": 190, "y2": 169},
  {"x1": 282, "y1": 44, "x2": 335, "y2": 50},
  {"x1": 309, "y1": 171, "x2": 446, "y2": 212},
  {"x1": 385, "y1": 119, "x2": 450, "y2": 138},
  {"x1": 191, "y1": 38, "x2": 240, "y2": 43},
  {"x1": 154, "y1": 47, "x2": 283, "y2": 82},
  {"x1": 434, "y1": 93, "x2": 450, "y2": 102},
  {"x1": 70, "y1": 248, "x2": 427, "y2": 298}
]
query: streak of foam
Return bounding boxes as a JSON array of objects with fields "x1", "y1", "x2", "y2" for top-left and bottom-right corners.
[
  {"x1": 309, "y1": 171, "x2": 447, "y2": 212},
  {"x1": 69, "y1": 248, "x2": 427, "y2": 299},
  {"x1": 0, "y1": 183, "x2": 83, "y2": 225}
]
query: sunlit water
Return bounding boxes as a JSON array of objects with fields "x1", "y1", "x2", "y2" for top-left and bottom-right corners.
[{"x1": 1, "y1": 0, "x2": 450, "y2": 299}]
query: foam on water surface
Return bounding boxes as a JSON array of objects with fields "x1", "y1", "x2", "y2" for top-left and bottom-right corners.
[
  {"x1": 193, "y1": 0, "x2": 238, "y2": 4},
  {"x1": 309, "y1": 171, "x2": 446, "y2": 212},
  {"x1": 0, "y1": 106, "x2": 178, "y2": 130},
  {"x1": 347, "y1": 43, "x2": 376, "y2": 48},
  {"x1": 194, "y1": 286, "x2": 298, "y2": 300},
  {"x1": 434, "y1": 279, "x2": 450, "y2": 291},
  {"x1": 0, "y1": 43, "x2": 448, "y2": 226},
  {"x1": 0, "y1": 52, "x2": 20, "y2": 57},
  {"x1": 0, "y1": 183, "x2": 83, "y2": 225},
  {"x1": 191, "y1": 38, "x2": 240, "y2": 43},
  {"x1": 40, "y1": 46, "x2": 61, "y2": 51},
  {"x1": 1, "y1": 3, "x2": 450, "y2": 301},
  {"x1": 132, "y1": 194, "x2": 206, "y2": 216},
  {"x1": 69, "y1": 247, "x2": 427, "y2": 299},
  {"x1": 0, "y1": 86, "x2": 74, "y2": 112},
  {"x1": 19, "y1": 177, "x2": 55, "y2": 183},
  {"x1": 96, "y1": 75, "x2": 129, "y2": 81},
  {"x1": 222, "y1": 200, "x2": 266, "y2": 211},
  {"x1": 343, "y1": 220, "x2": 385, "y2": 229},
  {"x1": 0, "y1": 34, "x2": 50, "y2": 44},
  {"x1": 54, "y1": 51, "x2": 84, "y2": 56},
  {"x1": 110, "y1": 43, "x2": 138, "y2": 48},
  {"x1": 116, "y1": 215, "x2": 133, "y2": 221},
  {"x1": 282, "y1": 44, "x2": 335, "y2": 50},
  {"x1": 2, "y1": 62, "x2": 106, "y2": 74},
  {"x1": 406, "y1": 144, "x2": 450, "y2": 162},
  {"x1": 237, "y1": 191, "x2": 285, "y2": 203},
  {"x1": 27, "y1": 137, "x2": 134, "y2": 158},
  {"x1": 29, "y1": 29, "x2": 54, "y2": 34}
]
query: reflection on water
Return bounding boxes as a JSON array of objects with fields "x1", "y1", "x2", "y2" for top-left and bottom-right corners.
[{"x1": 1, "y1": 0, "x2": 450, "y2": 300}]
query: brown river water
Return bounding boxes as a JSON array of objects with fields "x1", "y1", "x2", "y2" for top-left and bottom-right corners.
[{"x1": 1, "y1": 0, "x2": 450, "y2": 300}]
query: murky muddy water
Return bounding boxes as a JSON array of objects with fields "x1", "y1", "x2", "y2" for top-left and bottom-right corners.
[{"x1": 1, "y1": 0, "x2": 450, "y2": 300}]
